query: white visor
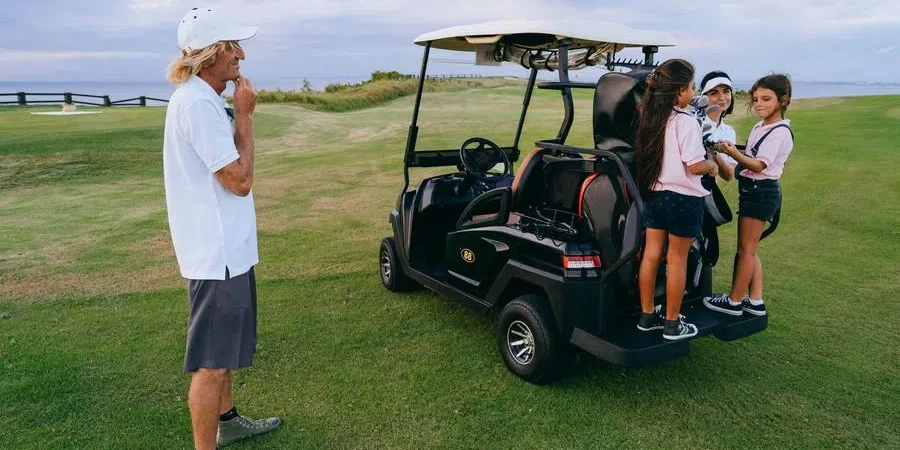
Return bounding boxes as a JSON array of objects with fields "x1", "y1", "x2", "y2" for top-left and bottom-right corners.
[{"x1": 701, "y1": 76, "x2": 733, "y2": 95}]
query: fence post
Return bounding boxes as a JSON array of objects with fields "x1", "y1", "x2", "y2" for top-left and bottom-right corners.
[
  {"x1": 139, "y1": 96, "x2": 146, "y2": 106},
  {"x1": 64, "y1": 93, "x2": 72, "y2": 104},
  {"x1": 103, "y1": 95, "x2": 111, "y2": 107},
  {"x1": 17, "y1": 92, "x2": 26, "y2": 105}
]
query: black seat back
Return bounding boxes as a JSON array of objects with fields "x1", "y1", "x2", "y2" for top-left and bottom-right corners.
[
  {"x1": 545, "y1": 166, "x2": 590, "y2": 212},
  {"x1": 579, "y1": 172, "x2": 628, "y2": 269},
  {"x1": 592, "y1": 71, "x2": 648, "y2": 149},
  {"x1": 618, "y1": 202, "x2": 642, "y2": 288},
  {"x1": 585, "y1": 71, "x2": 650, "y2": 291},
  {"x1": 511, "y1": 148, "x2": 547, "y2": 211}
]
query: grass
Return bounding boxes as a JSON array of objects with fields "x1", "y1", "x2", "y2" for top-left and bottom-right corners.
[
  {"x1": 256, "y1": 77, "x2": 522, "y2": 111},
  {"x1": 0, "y1": 86, "x2": 898, "y2": 450}
]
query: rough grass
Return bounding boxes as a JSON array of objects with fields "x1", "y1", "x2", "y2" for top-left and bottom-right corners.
[
  {"x1": 0, "y1": 89, "x2": 898, "y2": 450},
  {"x1": 256, "y1": 77, "x2": 522, "y2": 111}
]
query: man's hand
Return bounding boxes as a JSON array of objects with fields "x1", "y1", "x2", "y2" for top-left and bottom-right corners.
[
  {"x1": 233, "y1": 76, "x2": 257, "y2": 116},
  {"x1": 215, "y1": 76, "x2": 257, "y2": 197}
]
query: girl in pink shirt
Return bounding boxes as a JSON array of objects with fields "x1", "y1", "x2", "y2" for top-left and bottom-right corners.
[
  {"x1": 705, "y1": 74, "x2": 794, "y2": 317},
  {"x1": 635, "y1": 59, "x2": 719, "y2": 341}
]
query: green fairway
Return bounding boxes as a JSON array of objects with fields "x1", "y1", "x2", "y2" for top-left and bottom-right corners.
[{"x1": 1, "y1": 89, "x2": 898, "y2": 450}]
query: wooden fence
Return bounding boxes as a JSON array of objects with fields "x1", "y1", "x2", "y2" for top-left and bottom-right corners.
[
  {"x1": 0, "y1": 92, "x2": 168, "y2": 107},
  {"x1": 409, "y1": 74, "x2": 484, "y2": 80}
]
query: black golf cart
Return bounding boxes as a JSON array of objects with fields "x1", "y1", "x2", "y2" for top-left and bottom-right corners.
[{"x1": 378, "y1": 20, "x2": 767, "y2": 383}]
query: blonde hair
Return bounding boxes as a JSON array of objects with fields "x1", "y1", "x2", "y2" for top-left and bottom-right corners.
[{"x1": 166, "y1": 41, "x2": 243, "y2": 85}]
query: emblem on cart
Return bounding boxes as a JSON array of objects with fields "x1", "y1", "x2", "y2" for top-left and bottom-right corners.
[{"x1": 461, "y1": 248, "x2": 476, "y2": 263}]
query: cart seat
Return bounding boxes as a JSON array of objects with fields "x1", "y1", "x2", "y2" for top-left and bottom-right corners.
[
  {"x1": 592, "y1": 71, "x2": 648, "y2": 151},
  {"x1": 511, "y1": 147, "x2": 547, "y2": 209},
  {"x1": 459, "y1": 147, "x2": 586, "y2": 229},
  {"x1": 581, "y1": 71, "x2": 649, "y2": 287},
  {"x1": 460, "y1": 147, "x2": 547, "y2": 229}
]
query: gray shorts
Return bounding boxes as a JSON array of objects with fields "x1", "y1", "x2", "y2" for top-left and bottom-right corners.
[{"x1": 184, "y1": 267, "x2": 257, "y2": 373}]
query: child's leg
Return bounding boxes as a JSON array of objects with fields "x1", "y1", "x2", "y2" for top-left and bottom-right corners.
[
  {"x1": 664, "y1": 234, "x2": 695, "y2": 321},
  {"x1": 730, "y1": 216, "x2": 766, "y2": 301},
  {"x1": 733, "y1": 254, "x2": 763, "y2": 300},
  {"x1": 639, "y1": 228, "x2": 667, "y2": 314},
  {"x1": 749, "y1": 255, "x2": 763, "y2": 300}
]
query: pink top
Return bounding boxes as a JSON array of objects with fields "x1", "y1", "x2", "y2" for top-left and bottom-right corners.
[
  {"x1": 740, "y1": 119, "x2": 793, "y2": 180},
  {"x1": 651, "y1": 108, "x2": 709, "y2": 197}
]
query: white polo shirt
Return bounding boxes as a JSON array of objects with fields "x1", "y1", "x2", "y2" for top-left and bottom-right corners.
[
  {"x1": 702, "y1": 116, "x2": 738, "y2": 166},
  {"x1": 163, "y1": 75, "x2": 258, "y2": 280}
]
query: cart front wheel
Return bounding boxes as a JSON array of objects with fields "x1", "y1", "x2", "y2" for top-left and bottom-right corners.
[{"x1": 379, "y1": 237, "x2": 418, "y2": 292}]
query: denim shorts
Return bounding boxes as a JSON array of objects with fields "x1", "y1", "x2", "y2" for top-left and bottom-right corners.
[
  {"x1": 738, "y1": 177, "x2": 781, "y2": 221},
  {"x1": 643, "y1": 190, "x2": 705, "y2": 238}
]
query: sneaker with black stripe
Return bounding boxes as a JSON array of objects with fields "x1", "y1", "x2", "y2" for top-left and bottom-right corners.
[
  {"x1": 742, "y1": 298, "x2": 767, "y2": 316},
  {"x1": 662, "y1": 316, "x2": 698, "y2": 341},
  {"x1": 703, "y1": 293, "x2": 743, "y2": 316},
  {"x1": 218, "y1": 414, "x2": 283, "y2": 446},
  {"x1": 637, "y1": 304, "x2": 664, "y2": 331}
]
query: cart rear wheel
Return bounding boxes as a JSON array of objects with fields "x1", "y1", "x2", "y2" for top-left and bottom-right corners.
[{"x1": 497, "y1": 294, "x2": 565, "y2": 384}]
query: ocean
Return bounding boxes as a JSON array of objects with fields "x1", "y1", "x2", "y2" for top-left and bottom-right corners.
[{"x1": 1, "y1": 78, "x2": 899, "y2": 104}]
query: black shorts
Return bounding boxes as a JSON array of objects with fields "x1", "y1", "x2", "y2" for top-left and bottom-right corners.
[
  {"x1": 184, "y1": 267, "x2": 257, "y2": 373},
  {"x1": 643, "y1": 190, "x2": 705, "y2": 238},
  {"x1": 738, "y1": 177, "x2": 781, "y2": 221}
]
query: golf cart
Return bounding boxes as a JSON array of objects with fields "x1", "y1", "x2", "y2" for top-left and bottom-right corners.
[{"x1": 378, "y1": 20, "x2": 767, "y2": 383}]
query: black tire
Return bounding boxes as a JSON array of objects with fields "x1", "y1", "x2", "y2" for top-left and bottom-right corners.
[
  {"x1": 379, "y1": 237, "x2": 418, "y2": 292},
  {"x1": 497, "y1": 294, "x2": 565, "y2": 384}
]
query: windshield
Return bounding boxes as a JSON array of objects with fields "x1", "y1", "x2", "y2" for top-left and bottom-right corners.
[{"x1": 414, "y1": 79, "x2": 526, "y2": 151}]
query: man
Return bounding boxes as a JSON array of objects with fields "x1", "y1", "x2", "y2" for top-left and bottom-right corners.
[{"x1": 163, "y1": 7, "x2": 281, "y2": 450}]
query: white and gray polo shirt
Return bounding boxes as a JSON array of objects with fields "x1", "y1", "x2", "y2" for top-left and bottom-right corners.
[{"x1": 163, "y1": 75, "x2": 258, "y2": 280}]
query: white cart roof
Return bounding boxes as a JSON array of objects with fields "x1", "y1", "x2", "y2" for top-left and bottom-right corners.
[{"x1": 414, "y1": 19, "x2": 675, "y2": 51}]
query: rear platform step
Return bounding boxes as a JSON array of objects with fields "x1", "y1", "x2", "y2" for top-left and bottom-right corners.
[{"x1": 570, "y1": 304, "x2": 768, "y2": 368}]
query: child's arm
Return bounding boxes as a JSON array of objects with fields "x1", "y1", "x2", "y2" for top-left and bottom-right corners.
[
  {"x1": 679, "y1": 115, "x2": 718, "y2": 176},
  {"x1": 687, "y1": 158, "x2": 718, "y2": 176},
  {"x1": 719, "y1": 142, "x2": 767, "y2": 173},
  {"x1": 714, "y1": 152, "x2": 735, "y2": 180}
]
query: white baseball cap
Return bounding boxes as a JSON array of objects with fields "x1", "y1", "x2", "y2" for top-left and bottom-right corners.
[{"x1": 177, "y1": 6, "x2": 258, "y2": 52}]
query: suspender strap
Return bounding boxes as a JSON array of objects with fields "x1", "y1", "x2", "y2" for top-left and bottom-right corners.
[
  {"x1": 736, "y1": 123, "x2": 793, "y2": 175},
  {"x1": 748, "y1": 123, "x2": 793, "y2": 157}
]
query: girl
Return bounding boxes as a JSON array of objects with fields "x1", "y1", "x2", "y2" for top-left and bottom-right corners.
[
  {"x1": 699, "y1": 70, "x2": 739, "y2": 267},
  {"x1": 700, "y1": 70, "x2": 738, "y2": 180},
  {"x1": 635, "y1": 59, "x2": 719, "y2": 340},
  {"x1": 704, "y1": 74, "x2": 794, "y2": 317}
]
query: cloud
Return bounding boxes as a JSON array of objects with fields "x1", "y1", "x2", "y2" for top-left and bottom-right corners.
[
  {"x1": 0, "y1": 49, "x2": 161, "y2": 62},
  {"x1": 717, "y1": 0, "x2": 900, "y2": 33},
  {"x1": 129, "y1": 0, "x2": 173, "y2": 11},
  {"x1": 2, "y1": 0, "x2": 899, "y2": 83},
  {"x1": 670, "y1": 34, "x2": 735, "y2": 52}
]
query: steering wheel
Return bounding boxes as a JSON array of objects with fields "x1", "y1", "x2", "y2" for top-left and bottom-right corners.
[{"x1": 459, "y1": 137, "x2": 511, "y2": 182}]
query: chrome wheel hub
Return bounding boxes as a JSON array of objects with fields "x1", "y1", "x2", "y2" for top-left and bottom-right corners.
[
  {"x1": 380, "y1": 251, "x2": 392, "y2": 283},
  {"x1": 506, "y1": 320, "x2": 535, "y2": 365}
]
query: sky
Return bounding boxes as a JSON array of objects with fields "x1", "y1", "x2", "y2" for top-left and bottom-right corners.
[{"x1": 1, "y1": 0, "x2": 898, "y2": 87}]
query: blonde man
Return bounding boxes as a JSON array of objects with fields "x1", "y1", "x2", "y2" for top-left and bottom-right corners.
[{"x1": 163, "y1": 7, "x2": 281, "y2": 450}]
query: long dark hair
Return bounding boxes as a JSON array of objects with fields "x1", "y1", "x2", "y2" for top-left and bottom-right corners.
[
  {"x1": 636, "y1": 58, "x2": 695, "y2": 192},
  {"x1": 748, "y1": 73, "x2": 792, "y2": 117},
  {"x1": 700, "y1": 70, "x2": 734, "y2": 118}
]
